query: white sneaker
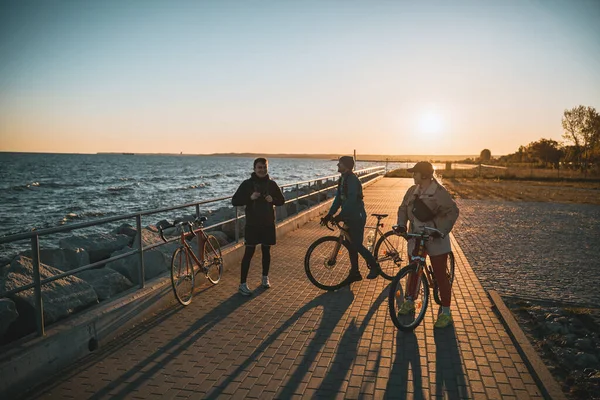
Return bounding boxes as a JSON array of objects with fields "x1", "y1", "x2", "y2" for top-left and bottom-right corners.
[
  {"x1": 239, "y1": 283, "x2": 252, "y2": 296},
  {"x1": 262, "y1": 276, "x2": 271, "y2": 288}
]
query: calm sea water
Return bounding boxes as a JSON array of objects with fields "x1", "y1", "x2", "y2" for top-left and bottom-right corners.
[{"x1": 0, "y1": 153, "x2": 393, "y2": 244}]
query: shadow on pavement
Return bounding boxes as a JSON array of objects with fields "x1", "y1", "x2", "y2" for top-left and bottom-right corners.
[
  {"x1": 206, "y1": 287, "x2": 355, "y2": 399},
  {"x1": 386, "y1": 330, "x2": 424, "y2": 399},
  {"x1": 26, "y1": 284, "x2": 264, "y2": 400},
  {"x1": 433, "y1": 325, "x2": 470, "y2": 399}
]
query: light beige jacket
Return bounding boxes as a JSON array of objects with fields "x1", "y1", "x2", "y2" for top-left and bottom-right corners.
[{"x1": 397, "y1": 179, "x2": 459, "y2": 256}]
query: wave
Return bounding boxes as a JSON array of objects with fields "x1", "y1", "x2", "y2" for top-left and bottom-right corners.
[
  {"x1": 107, "y1": 186, "x2": 135, "y2": 193},
  {"x1": 2, "y1": 181, "x2": 82, "y2": 192},
  {"x1": 180, "y1": 182, "x2": 210, "y2": 190}
]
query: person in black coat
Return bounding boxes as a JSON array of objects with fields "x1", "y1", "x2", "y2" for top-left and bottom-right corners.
[{"x1": 232, "y1": 158, "x2": 285, "y2": 296}]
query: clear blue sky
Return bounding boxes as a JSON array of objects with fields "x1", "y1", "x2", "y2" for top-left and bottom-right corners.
[{"x1": 1, "y1": 0, "x2": 599, "y2": 155}]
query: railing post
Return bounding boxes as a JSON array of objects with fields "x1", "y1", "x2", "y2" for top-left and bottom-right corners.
[
  {"x1": 31, "y1": 234, "x2": 45, "y2": 336},
  {"x1": 235, "y1": 207, "x2": 240, "y2": 243},
  {"x1": 295, "y1": 183, "x2": 299, "y2": 213},
  {"x1": 136, "y1": 215, "x2": 145, "y2": 289},
  {"x1": 195, "y1": 204, "x2": 200, "y2": 219}
]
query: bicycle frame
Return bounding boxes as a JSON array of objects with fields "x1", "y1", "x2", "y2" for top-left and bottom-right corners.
[
  {"x1": 404, "y1": 233, "x2": 437, "y2": 299},
  {"x1": 177, "y1": 223, "x2": 220, "y2": 271}
]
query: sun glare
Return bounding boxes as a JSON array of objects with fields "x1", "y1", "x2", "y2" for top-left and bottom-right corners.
[{"x1": 418, "y1": 111, "x2": 444, "y2": 135}]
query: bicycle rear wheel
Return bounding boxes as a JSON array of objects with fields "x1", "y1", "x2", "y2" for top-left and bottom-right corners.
[
  {"x1": 433, "y1": 251, "x2": 456, "y2": 305},
  {"x1": 304, "y1": 236, "x2": 353, "y2": 291},
  {"x1": 374, "y1": 230, "x2": 407, "y2": 280},
  {"x1": 171, "y1": 246, "x2": 195, "y2": 306},
  {"x1": 388, "y1": 264, "x2": 429, "y2": 331},
  {"x1": 204, "y1": 235, "x2": 223, "y2": 284}
]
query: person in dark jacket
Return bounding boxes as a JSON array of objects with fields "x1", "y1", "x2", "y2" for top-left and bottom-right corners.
[
  {"x1": 232, "y1": 158, "x2": 285, "y2": 296},
  {"x1": 321, "y1": 156, "x2": 381, "y2": 282}
]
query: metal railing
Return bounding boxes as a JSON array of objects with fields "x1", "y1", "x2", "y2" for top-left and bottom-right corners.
[{"x1": 0, "y1": 165, "x2": 385, "y2": 336}]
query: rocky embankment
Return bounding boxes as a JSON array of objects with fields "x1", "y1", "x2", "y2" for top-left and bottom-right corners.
[{"x1": 0, "y1": 181, "x2": 337, "y2": 345}]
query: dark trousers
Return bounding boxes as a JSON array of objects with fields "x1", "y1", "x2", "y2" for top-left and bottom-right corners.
[
  {"x1": 240, "y1": 245, "x2": 271, "y2": 284},
  {"x1": 345, "y1": 220, "x2": 378, "y2": 275}
]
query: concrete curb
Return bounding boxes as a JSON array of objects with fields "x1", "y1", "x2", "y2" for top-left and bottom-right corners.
[
  {"x1": 0, "y1": 174, "x2": 382, "y2": 398},
  {"x1": 488, "y1": 290, "x2": 567, "y2": 400}
]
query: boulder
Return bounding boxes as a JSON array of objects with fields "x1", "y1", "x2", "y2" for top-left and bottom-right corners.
[
  {"x1": 113, "y1": 223, "x2": 137, "y2": 238},
  {"x1": 105, "y1": 248, "x2": 170, "y2": 285},
  {"x1": 275, "y1": 205, "x2": 288, "y2": 221},
  {"x1": 0, "y1": 256, "x2": 98, "y2": 338},
  {"x1": 75, "y1": 268, "x2": 134, "y2": 301},
  {"x1": 59, "y1": 233, "x2": 130, "y2": 263},
  {"x1": 0, "y1": 298, "x2": 18, "y2": 339},
  {"x1": 205, "y1": 231, "x2": 229, "y2": 247},
  {"x1": 221, "y1": 208, "x2": 245, "y2": 241},
  {"x1": 19, "y1": 247, "x2": 90, "y2": 272}
]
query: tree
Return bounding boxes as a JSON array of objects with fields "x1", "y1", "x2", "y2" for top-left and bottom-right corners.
[
  {"x1": 526, "y1": 139, "x2": 563, "y2": 168},
  {"x1": 479, "y1": 149, "x2": 491, "y2": 163},
  {"x1": 562, "y1": 106, "x2": 600, "y2": 172}
]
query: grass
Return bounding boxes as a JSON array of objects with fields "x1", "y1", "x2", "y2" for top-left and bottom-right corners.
[{"x1": 385, "y1": 168, "x2": 600, "y2": 205}]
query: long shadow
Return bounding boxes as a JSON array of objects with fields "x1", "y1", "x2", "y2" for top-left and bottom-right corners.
[
  {"x1": 28, "y1": 286, "x2": 265, "y2": 400},
  {"x1": 433, "y1": 326, "x2": 469, "y2": 399},
  {"x1": 315, "y1": 285, "x2": 390, "y2": 397},
  {"x1": 386, "y1": 331, "x2": 424, "y2": 399},
  {"x1": 206, "y1": 288, "x2": 355, "y2": 399}
]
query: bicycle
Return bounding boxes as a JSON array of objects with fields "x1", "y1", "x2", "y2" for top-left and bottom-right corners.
[
  {"x1": 158, "y1": 217, "x2": 224, "y2": 306},
  {"x1": 304, "y1": 213, "x2": 407, "y2": 290},
  {"x1": 388, "y1": 226, "x2": 456, "y2": 331}
]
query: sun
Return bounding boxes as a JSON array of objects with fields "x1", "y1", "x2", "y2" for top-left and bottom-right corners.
[{"x1": 418, "y1": 111, "x2": 444, "y2": 135}]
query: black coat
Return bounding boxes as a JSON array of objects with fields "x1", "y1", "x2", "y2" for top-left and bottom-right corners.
[{"x1": 232, "y1": 173, "x2": 285, "y2": 226}]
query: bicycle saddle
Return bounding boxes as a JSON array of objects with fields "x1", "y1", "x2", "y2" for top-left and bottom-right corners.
[{"x1": 371, "y1": 213, "x2": 388, "y2": 218}]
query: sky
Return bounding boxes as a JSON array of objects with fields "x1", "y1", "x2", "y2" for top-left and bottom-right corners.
[{"x1": 1, "y1": 0, "x2": 599, "y2": 156}]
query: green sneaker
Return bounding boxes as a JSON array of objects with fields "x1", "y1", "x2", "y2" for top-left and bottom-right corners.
[
  {"x1": 434, "y1": 313, "x2": 453, "y2": 329},
  {"x1": 397, "y1": 299, "x2": 415, "y2": 315}
]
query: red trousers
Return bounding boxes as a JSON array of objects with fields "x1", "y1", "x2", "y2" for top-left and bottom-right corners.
[{"x1": 405, "y1": 252, "x2": 452, "y2": 307}]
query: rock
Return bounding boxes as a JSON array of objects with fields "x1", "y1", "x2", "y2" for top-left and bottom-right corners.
[
  {"x1": 275, "y1": 205, "x2": 288, "y2": 221},
  {"x1": 575, "y1": 338, "x2": 594, "y2": 351},
  {"x1": 0, "y1": 256, "x2": 98, "y2": 338},
  {"x1": 206, "y1": 231, "x2": 229, "y2": 247},
  {"x1": 19, "y1": 247, "x2": 90, "y2": 272},
  {"x1": 0, "y1": 298, "x2": 19, "y2": 338},
  {"x1": 221, "y1": 209, "x2": 245, "y2": 241},
  {"x1": 75, "y1": 267, "x2": 134, "y2": 301},
  {"x1": 546, "y1": 321, "x2": 567, "y2": 334},
  {"x1": 575, "y1": 352, "x2": 599, "y2": 369},
  {"x1": 105, "y1": 248, "x2": 170, "y2": 285},
  {"x1": 59, "y1": 233, "x2": 130, "y2": 263},
  {"x1": 114, "y1": 223, "x2": 137, "y2": 238}
]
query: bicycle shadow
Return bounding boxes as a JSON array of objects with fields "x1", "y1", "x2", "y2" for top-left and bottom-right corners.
[
  {"x1": 206, "y1": 287, "x2": 355, "y2": 399},
  {"x1": 433, "y1": 325, "x2": 470, "y2": 399},
  {"x1": 386, "y1": 330, "x2": 425, "y2": 399}
]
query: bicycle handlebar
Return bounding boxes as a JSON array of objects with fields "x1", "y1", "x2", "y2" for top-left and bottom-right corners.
[
  {"x1": 392, "y1": 225, "x2": 444, "y2": 240},
  {"x1": 158, "y1": 220, "x2": 199, "y2": 242}
]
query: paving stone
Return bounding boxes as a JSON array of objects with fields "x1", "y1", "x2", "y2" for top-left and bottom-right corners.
[{"x1": 21, "y1": 178, "x2": 544, "y2": 399}]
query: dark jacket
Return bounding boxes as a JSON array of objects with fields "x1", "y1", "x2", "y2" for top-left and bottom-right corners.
[
  {"x1": 232, "y1": 173, "x2": 285, "y2": 226},
  {"x1": 327, "y1": 171, "x2": 366, "y2": 224}
]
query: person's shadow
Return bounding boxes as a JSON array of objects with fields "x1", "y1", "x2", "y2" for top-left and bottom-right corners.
[
  {"x1": 386, "y1": 330, "x2": 424, "y2": 399},
  {"x1": 315, "y1": 285, "x2": 400, "y2": 397},
  {"x1": 206, "y1": 287, "x2": 355, "y2": 399},
  {"x1": 433, "y1": 325, "x2": 469, "y2": 399}
]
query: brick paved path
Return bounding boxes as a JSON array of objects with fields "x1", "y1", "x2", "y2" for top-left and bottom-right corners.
[{"x1": 24, "y1": 178, "x2": 543, "y2": 399}]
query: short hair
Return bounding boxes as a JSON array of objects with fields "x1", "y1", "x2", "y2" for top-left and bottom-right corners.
[{"x1": 253, "y1": 157, "x2": 268, "y2": 168}]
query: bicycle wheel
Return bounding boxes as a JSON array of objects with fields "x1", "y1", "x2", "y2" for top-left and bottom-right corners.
[
  {"x1": 203, "y1": 235, "x2": 223, "y2": 284},
  {"x1": 171, "y1": 246, "x2": 195, "y2": 306},
  {"x1": 433, "y1": 251, "x2": 456, "y2": 305},
  {"x1": 388, "y1": 264, "x2": 429, "y2": 331},
  {"x1": 374, "y1": 230, "x2": 407, "y2": 280},
  {"x1": 304, "y1": 236, "x2": 353, "y2": 291}
]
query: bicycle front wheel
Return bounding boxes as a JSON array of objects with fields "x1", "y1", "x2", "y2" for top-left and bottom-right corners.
[
  {"x1": 204, "y1": 235, "x2": 223, "y2": 284},
  {"x1": 304, "y1": 236, "x2": 353, "y2": 291},
  {"x1": 374, "y1": 230, "x2": 407, "y2": 280},
  {"x1": 433, "y1": 251, "x2": 455, "y2": 305},
  {"x1": 171, "y1": 246, "x2": 195, "y2": 306},
  {"x1": 388, "y1": 264, "x2": 429, "y2": 331}
]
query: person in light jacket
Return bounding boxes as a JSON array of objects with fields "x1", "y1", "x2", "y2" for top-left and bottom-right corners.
[
  {"x1": 232, "y1": 158, "x2": 285, "y2": 296},
  {"x1": 394, "y1": 161, "x2": 459, "y2": 328}
]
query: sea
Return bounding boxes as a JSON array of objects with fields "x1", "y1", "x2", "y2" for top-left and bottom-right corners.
[{"x1": 0, "y1": 153, "x2": 403, "y2": 251}]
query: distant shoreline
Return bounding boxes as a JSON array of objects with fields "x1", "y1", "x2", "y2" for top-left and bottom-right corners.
[{"x1": 0, "y1": 151, "x2": 480, "y2": 162}]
